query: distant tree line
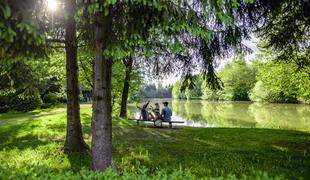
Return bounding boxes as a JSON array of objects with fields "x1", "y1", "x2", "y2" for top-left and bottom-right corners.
[
  {"x1": 172, "y1": 54, "x2": 310, "y2": 104},
  {"x1": 139, "y1": 84, "x2": 172, "y2": 98}
]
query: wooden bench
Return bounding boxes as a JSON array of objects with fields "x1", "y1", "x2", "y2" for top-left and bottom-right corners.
[{"x1": 128, "y1": 118, "x2": 184, "y2": 128}]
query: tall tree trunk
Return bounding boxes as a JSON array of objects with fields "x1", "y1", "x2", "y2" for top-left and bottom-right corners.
[
  {"x1": 91, "y1": 11, "x2": 113, "y2": 171},
  {"x1": 119, "y1": 57, "x2": 133, "y2": 118},
  {"x1": 64, "y1": 0, "x2": 86, "y2": 153}
]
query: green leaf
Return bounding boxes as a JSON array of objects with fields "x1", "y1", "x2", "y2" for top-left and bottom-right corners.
[{"x1": 2, "y1": 4, "x2": 11, "y2": 19}]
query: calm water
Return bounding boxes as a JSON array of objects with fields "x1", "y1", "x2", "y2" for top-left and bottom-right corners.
[{"x1": 128, "y1": 99, "x2": 310, "y2": 131}]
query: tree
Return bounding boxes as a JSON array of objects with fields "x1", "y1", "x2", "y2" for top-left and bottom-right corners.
[
  {"x1": 91, "y1": 6, "x2": 114, "y2": 170},
  {"x1": 0, "y1": 58, "x2": 43, "y2": 112},
  {"x1": 218, "y1": 55, "x2": 256, "y2": 101},
  {"x1": 172, "y1": 76, "x2": 203, "y2": 100},
  {"x1": 63, "y1": 0, "x2": 87, "y2": 153},
  {"x1": 172, "y1": 81, "x2": 187, "y2": 99},
  {"x1": 0, "y1": 0, "x2": 46, "y2": 59},
  {"x1": 250, "y1": 53, "x2": 310, "y2": 103},
  {"x1": 0, "y1": 1, "x2": 47, "y2": 113},
  {"x1": 252, "y1": 0, "x2": 310, "y2": 70},
  {"x1": 120, "y1": 57, "x2": 134, "y2": 117}
]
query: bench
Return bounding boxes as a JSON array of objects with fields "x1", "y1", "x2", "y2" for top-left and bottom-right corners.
[{"x1": 128, "y1": 118, "x2": 184, "y2": 128}]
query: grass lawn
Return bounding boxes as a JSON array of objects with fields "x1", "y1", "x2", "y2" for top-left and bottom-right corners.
[{"x1": 0, "y1": 104, "x2": 309, "y2": 179}]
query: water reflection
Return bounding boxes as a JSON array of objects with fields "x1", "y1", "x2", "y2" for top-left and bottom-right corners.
[{"x1": 128, "y1": 100, "x2": 310, "y2": 131}]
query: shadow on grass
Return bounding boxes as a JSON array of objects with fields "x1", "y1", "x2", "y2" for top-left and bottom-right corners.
[
  {"x1": 0, "y1": 134, "x2": 49, "y2": 151},
  {"x1": 1, "y1": 107, "x2": 309, "y2": 178},
  {"x1": 0, "y1": 112, "x2": 67, "y2": 151},
  {"x1": 0, "y1": 109, "x2": 66, "y2": 125},
  {"x1": 81, "y1": 113, "x2": 91, "y2": 135},
  {"x1": 112, "y1": 126, "x2": 310, "y2": 179},
  {"x1": 66, "y1": 151, "x2": 91, "y2": 171}
]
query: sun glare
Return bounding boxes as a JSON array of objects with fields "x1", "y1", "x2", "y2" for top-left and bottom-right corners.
[{"x1": 47, "y1": 0, "x2": 57, "y2": 12}]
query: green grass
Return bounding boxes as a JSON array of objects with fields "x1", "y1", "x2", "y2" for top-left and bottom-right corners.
[{"x1": 0, "y1": 104, "x2": 309, "y2": 179}]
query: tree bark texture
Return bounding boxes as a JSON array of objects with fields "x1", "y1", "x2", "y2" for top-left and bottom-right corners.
[
  {"x1": 119, "y1": 57, "x2": 133, "y2": 118},
  {"x1": 64, "y1": 0, "x2": 86, "y2": 153},
  {"x1": 91, "y1": 11, "x2": 113, "y2": 171}
]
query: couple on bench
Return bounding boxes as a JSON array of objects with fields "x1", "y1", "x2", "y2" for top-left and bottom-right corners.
[{"x1": 139, "y1": 100, "x2": 172, "y2": 123}]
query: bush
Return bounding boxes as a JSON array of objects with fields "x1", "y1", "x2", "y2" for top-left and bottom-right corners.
[
  {"x1": 218, "y1": 55, "x2": 256, "y2": 101},
  {"x1": 250, "y1": 81, "x2": 299, "y2": 103},
  {"x1": 202, "y1": 88, "x2": 220, "y2": 101},
  {"x1": 42, "y1": 91, "x2": 67, "y2": 105},
  {"x1": 249, "y1": 81, "x2": 273, "y2": 102},
  {"x1": 10, "y1": 93, "x2": 43, "y2": 112},
  {"x1": 42, "y1": 93, "x2": 58, "y2": 104},
  {"x1": 56, "y1": 91, "x2": 67, "y2": 103},
  {"x1": 252, "y1": 59, "x2": 310, "y2": 103},
  {"x1": 0, "y1": 105, "x2": 9, "y2": 113},
  {"x1": 41, "y1": 103, "x2": 52, "y2": 109}
]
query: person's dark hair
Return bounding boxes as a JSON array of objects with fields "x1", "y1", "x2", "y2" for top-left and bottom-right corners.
[{"x1": 163, "y1": 102, "x2": 168, "y2": 106}]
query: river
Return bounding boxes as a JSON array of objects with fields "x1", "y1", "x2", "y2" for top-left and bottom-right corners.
[{"x1": 128, "y1": 99, "x2": 310, "y2": 132}]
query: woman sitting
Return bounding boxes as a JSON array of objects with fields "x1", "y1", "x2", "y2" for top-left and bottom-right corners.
[{"x1": 152, "y1": 103, "x2": 162, "y2": 121}]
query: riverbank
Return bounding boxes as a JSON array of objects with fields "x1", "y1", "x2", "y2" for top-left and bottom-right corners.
[{"x1": 0, "y1": 104, "x2": 309, "y2": 179}]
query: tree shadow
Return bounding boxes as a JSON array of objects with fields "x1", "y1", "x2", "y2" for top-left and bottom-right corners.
[
  {"x1": 0, "y1": 109, "x2": 66, "y2": 125},
  {"x1": 66, "y1": 151, "x2": 91, "y2": 171},
  {"x1": 0, "y1": 134, "x2": 49, "y2": 151},
  {"x1": 81, "y1": 113, "x2": 92, "y2": 135},
  {"x1": 112, "y1": 126, "x2": 310, "y2": 178},
  {"x1": 0, "y1": 110, "x2": 67, "y2": 151}
]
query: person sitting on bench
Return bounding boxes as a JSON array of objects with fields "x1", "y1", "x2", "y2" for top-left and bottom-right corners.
[
  {"x1": 161, "y1": 102, "x2": 172, "y2": 122},
  {"x1": 139, "y1": 100, "x2": 153, "y2": 121},
  {"x1": 152, "y1": 102, "x2": 162, "y2": 120}
]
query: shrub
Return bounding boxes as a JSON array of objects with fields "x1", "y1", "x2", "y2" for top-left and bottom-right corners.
[
  {"x1": 249, "y1": 81, "x2": 273, "y2": 102},
  {"x1": 42, "y1": 91, "x2": 67, "y2": 105},
  {"x1": 250, "y1": 81, "x2": 299, "y2": 103},
  {"x1": 42, "y1": 93, "x2": 58, "y2": 104},
  {"x1": 56, "y1": 91, "x2": 67, "y2": 103},
  {"x1": 41, "y1": 103, "x2": 52, "y2": 109},
  {"x1": 10, "y1": 93, "x2": 43, "y2": 112},
  {"x1": 0, "y1": 105, "x2": 9, "y2": 113},
  {"x1": 253, "y1": 59, "x2": 310, "y2": 103}
]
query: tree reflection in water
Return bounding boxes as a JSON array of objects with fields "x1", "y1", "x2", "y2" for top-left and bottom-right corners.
[{"x1": 128, "y1": 100, "x2": 310, "y2": 131}]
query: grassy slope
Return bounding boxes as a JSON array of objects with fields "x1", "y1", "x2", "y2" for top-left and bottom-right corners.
[{"x1": 0, "y1": 104, "x2": 309, "y2": 179}]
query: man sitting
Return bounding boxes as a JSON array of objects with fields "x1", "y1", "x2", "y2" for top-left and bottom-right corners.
[{"x1": 161, "y1": 102, "x2": 172, "y2": 122}]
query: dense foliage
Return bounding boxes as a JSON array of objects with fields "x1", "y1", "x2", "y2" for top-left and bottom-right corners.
[
  {"x1": 172, "y1": 76, "x2": 203, "y2": 99},
  {"x1": 77, "y1": 48, "x2": 142, "y2": 110},
  {"x1": 0, "y1": 52, "x2": 66, "y2": 112},
  {"x1": 172, "y1": 53, "x2": 310, "y2": 103},
  {"x1": 172, "y1": 55, "x2": 256, "y2": 101},
  {"x1": 0, "y1": 48, "x2": 142, "y2": 114},
  {"x1": 0, "y1": 0, "x2": 46, "y2": 58},
  {"x1": 208, "y1": 55, "x2": 256, "y2": 101},
  {"x1": 249, "y1": 54, "x2": 310, "y2": 103}
]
